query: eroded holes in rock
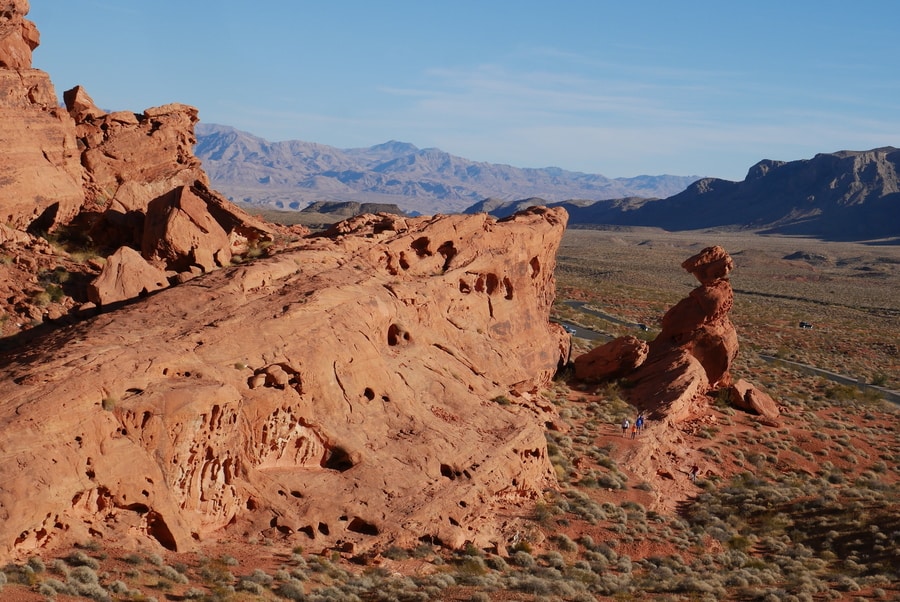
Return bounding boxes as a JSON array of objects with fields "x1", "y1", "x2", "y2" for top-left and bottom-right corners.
[
  {"x1": 529, "y1": 256, "x2": 541, "y2": 278},
  {"x1": 449, "y1": 516, "x2": 460, "y2": 527},
  {"x1": 318, "y1": 522, "x2": 330, "y2": 536},
  {"x1": 437, "y1": 241, "x2": 457, "y2": 271},
  {"x1": 419, "y1": 534, "x2": 443, "y2": 547},
  {"x1": 299, "y1": 525, "x2": 314, "y2": 539},
  {"x1": 162, "y1": 368, "x2": 169, "y2": 376},
  {"x1": 323, "y1": 446, "x2": 355, "y2": 472},
  {"x1": 474, "y1": 275, "x2": 485, "y2": 293},
  {"x1": 85, "y1": 470, "x2": 96, "y2": 480},
  {"x1": 459, "y1": 501, "x2": 467, "y2": 508},
  {"x1": 462, "y1": 470, "x2": 472, "y2": 479},
  {"x1": 192, "y1": 532, "x2": 200, "y2": 541},
  {"x1": 347, "y1": 517, "x2": 379, "y2": 536},
  {"x1": 146, "y1": 511, "x2": 177, "y2": 551},
  {"x1": 440, "y1": 464, "x2": 456, "y2": 480},
  {"x1": 503, "y1": 276, "x2": 513, "y2": 300},
  {"x1": 399, "y1": 252, "x2": 410, "y2": 270},
  {"x1": 277, "y1": 525, "x2": 292, "y2": 535},
  {"x1": 410, "y1": 236, "x2": 432, "y2": 257},
  {"x1": 363, "y1": 387, "x2": 375, "y2": 401},
  {"x1": 126, "y1": 387, "x2": 143, "y2": 395},
  {"x1": 247, "y1": 498, "x2": 259, "y2": 510},
  {"x1": 387, "y1": 323, "x2": 412, "y2": 346},
  {"x1": 141, "y1": 490, "x2": 149, "y2": 497},
  {"x1": 459, "y1": 279, "x2": 471, "y2": 294},
  {"x1": 123, "y1": 503, "x2": 150, "y2": 514},
  {"x1": 511, "y1": 478, "x2": 518, "y2": 487},
  {"x1": 382, "y1": 395, "x2": 390, "y2": 402},
  {"x1": 485, "y1": 273, "x2": 499, "y2": 295},
  {"x1": 74, "y1": 436, "x2": 82, "y2": 445},
  {"x1": 522, "y1": 448, "x2": 541, "y2": 459},
  {"x1": 209, "y1": 404, "x2": 221, "y2": 429},
  {"x1": 290, "y1": 490, "x2": 303, "y2": 498},
  {"x1": 141, "y1": 411, "x2": 152, "y2": 429},
  {"x1": 339, "y1": 515, "x2": 348, "y2": 521},
  {"x1": 270, "y1": 516, "x2": 278, "y2": 528}
]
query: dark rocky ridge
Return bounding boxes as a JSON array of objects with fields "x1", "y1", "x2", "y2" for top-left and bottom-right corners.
[
  {"x1": 470, "y1": 147, "x2": 900, "y2": 242},
  {"x1": 194, "y1": 123, "x2": 699, "y2": 215}
]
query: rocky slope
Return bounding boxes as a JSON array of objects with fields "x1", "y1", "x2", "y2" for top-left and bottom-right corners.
[{"x1": 194, "y1": 123, "x2": 699, "y2": 215}]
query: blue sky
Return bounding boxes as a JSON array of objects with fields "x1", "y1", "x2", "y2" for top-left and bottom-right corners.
[{"x1": 29, "y1": 1, "x2": 900, "y2": 181}]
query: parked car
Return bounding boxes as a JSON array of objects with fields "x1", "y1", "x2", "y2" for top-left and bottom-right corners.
[{"x1": 799, "y1": 321, "x2": 813, "y2": 329}]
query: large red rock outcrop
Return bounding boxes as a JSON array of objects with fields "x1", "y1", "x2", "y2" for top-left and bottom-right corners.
[
  {"x1": 626, "y1": 245, "x2": 741, "y2": 421},
  {"x1": 0, "y1": 206, "x2": 569, "y2": 561},
  {"x1": 575, "y1": 246, "x2": 775, "y2": 425},
  {"x1": 0, "y1": 1, "x2": 84, "y2": 231}
]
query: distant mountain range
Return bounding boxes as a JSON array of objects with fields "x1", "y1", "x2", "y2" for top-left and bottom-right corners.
[
  {"x1": 194, "y1": 124, "x2": 699, "y2": 215},
  {"x1": 471, "y1": 147, "x2": 900, "y2": 241},
  {"x1": 195, "y1": 125, "x2": 899, "y2": 241}
]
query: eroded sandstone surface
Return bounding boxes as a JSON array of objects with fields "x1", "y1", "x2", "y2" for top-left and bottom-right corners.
[{"x1": 0, "y1": 207, "x2": 569, "y2": 560}]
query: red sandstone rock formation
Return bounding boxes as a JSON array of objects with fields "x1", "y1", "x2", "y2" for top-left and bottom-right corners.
[
  {"x1": 730, "y1": 378, "x2": 780, "y2": 422},
  {"x1": 0, "y1": 4, "x2": 278, "y2": 328},
  {"x1": 87, "y1": 246, "x2": 170, "y2": 306},
  {"x1": 574, "y1": 245, "x2": 776, "y2": 425},
  {"x1": 574, "y1": 247, "x2": 778, "y2": 514},
  {"x1": 0, "y1": 206, "x2": 569, "y2": 561},
  {"x1": 627, "y1": 245, "x2": 741, "y2": 421},
  {"x1": 0, "y1": 1, "x2": 83, "y2": 230},
  {"x1": 573, "y1": 335, "x2": 648, "y2": 382}
]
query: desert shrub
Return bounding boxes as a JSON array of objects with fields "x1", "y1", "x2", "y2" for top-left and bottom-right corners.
[
  {"x1": 65, "y1": 550, "x2": 100, "y2": 569},
  {"x1": 551, "y1": 533, "x2": 578, "y2": 552},
  {"x1": 159, "y1": 564, "x2": 189, "y2": 583},
  {"x1": 510, "y1": 550, "x2": 536, "y2": 568}
]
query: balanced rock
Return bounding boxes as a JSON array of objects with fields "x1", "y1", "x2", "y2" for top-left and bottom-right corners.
[
  {"x1": 575, "y1": 245, "x2": 765, "y2": 425},
  {"x1": 0, "y1": 206, "x2": 568, "y2": 561}
]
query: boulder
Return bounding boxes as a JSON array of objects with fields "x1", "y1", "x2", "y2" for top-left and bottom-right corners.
[
  {"x1": 573, "y1": 335, "x2": 648, "y2": 382},
  {"x1": 87, "y1": 246, "x2": 169, "y2": 306},
  {"x1": 0, "y1": 0, "x2": 39, "y2": 70},
  {"x1": 730, "y1": 378, "x2": 780, "y2": 421},
  {"x1": 142, "y1": 185, "x2": 233, "y2": 271}
]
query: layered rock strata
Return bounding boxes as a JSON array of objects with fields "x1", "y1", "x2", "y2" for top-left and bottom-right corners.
[{"x1": 0, "y1": 0, "x2": 83, "y2": 230}]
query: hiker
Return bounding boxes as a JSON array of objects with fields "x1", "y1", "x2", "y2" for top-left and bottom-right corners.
[
  {"x1": 621, "y1": 418, "x2": 630, "y2": 437},
  {"x1": 631, "y1": 422, "x2": 638, "y2": 439},
  {"x1": 635, "y1": 414, "x2": 644, "y2": 432},
  {"x1": 689, "y1": 465, "x2": 699, "y2": 482}
]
